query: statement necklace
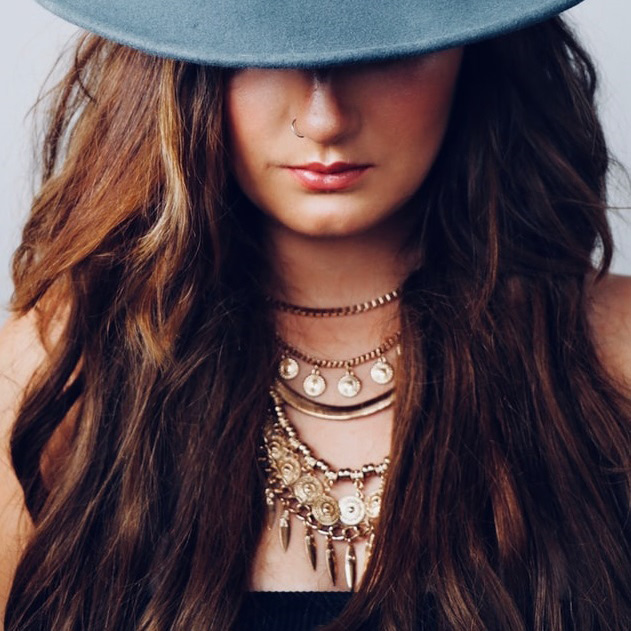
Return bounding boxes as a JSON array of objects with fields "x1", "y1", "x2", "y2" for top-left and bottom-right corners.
[
  {"x1": 270, "y1": 287, "x2": 401, "y2": 318},
  {"x1": 277, "y1": 332, "x2": 400, "y2": 398},
  {"x1": 263, "y1": 388, "x2": 389, "y2": 590}
]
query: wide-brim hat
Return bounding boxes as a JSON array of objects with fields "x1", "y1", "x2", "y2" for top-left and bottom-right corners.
[{"x1": 35, "y1": 0, "x2": 585, "y2": 68}]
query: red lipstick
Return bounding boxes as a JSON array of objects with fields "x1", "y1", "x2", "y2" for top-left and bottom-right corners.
[{"x1": 287, "y1": 162, "x2": 371, "y2": 192}]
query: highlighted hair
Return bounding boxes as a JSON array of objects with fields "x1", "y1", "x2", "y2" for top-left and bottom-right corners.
[{"x1": 6, "y1": 18, "x2": 631, "y2": 631}]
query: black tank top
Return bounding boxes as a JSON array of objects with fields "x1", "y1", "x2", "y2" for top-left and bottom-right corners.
[
  {"x1": 234, "y1": 592, "x2": 353, "y2": 630},
  {"x1": 234, "y1": 591, "x2": 435, "y2": 630}
]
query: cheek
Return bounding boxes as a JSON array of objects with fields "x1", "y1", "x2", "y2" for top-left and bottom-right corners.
[
  {"x1": 381, "y1": 56, "x2": 461, "y2": 176},
  {"x1": 405, "y1": 87, "x2": 456, "y2": 156},
  {"x1": 226, "y1": 83, "x2": 264, "y2": 168},
  {"x1": 225, "y1": 72, "x2": 290, "y2": 176},
  {"x1": 228, "y1": 87, "x2": 268, "y2": 139},
  {"x1": 398, "y1": 55, "x2": 461, "y2": 139},
  {"x1": 225, "y1": 109, "x2": 260, "y2": 201}
]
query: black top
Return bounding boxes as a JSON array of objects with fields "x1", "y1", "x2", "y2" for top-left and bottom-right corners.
[
  {"x1": 234, "y1": 592, "x2": 354, "y2": 630},
  {"x1": 234, "y1": 591, "x2": 435, "y2": 630}
]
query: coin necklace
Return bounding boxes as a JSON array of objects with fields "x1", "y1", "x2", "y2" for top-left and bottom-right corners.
[
  {"x1": 263, "y1": 387, "x2": 389, "y2": 590},
  {"x1": 277, "y1": 332, "x2": 400, "y2": 399}
]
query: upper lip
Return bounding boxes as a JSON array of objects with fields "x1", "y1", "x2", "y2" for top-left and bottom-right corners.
[{"x1": 290, "y1": 162, "x2": 370, "y2": 173}]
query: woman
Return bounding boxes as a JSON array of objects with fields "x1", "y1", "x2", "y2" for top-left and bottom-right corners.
[{"x1": 1, "y1": 0, "x2": 631, "y2": 629}]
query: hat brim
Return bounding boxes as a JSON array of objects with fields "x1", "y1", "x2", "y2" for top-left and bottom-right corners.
[{"x1": 35, "y1": 0, "x2": 585, "y2": 68}]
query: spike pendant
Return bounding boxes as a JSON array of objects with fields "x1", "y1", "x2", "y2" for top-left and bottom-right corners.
[
  {"x1": 305, "y1": 526, "x2": 317, "y2": 570},
  {"x1": 279, "y1": 509, "x2": 291, "y2": 551},
  {"x1": 266, "y1": 490, "x2": 276, "y2": 530},
  {"x1": 326, "y1": 536, "x2": 337, "y2": 585},
  {"x1": 345, "y1": 541, "x2": 357, "y2": 591}
]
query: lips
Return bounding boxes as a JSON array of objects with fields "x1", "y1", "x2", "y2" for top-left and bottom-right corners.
[{"x1": 286, "y1": 162, "x2": 372, "y2": 191}]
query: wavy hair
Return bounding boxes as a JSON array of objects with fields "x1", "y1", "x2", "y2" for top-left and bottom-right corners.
[{"x1": 6, "y1": 16, "x2": 631, "y2": 631}]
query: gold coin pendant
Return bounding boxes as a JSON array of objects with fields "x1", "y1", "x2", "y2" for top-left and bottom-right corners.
[
  {"x1": 279, "y1": 356, "x2": 300, "y2": 380},
  {"x1": 293, "y1": 475, "x2": 324, "y2": 503},
  {"x1": 268, "y1": 440, "x2": 286, "y2": 462},
  {"x1": 337, "y1": 371, "x2": 361, "y2": 398},
  {"x1": 339, "y1": 495, "x2": 366, "y2": 526},
  {"x1": 312, "y1": 495, "x2": 341, "y2": 526},
  {"x1": 303, "y1": 369, "x2": 326, "y2": 397},
  {"x1": 370, "y1": 357, "x2": 394, "y2": 385},
  {"x1": 278, "y1": 457, "x2": 302, "y2": 485},
  {"x1": 365, "y1": 492, "x2": 382, "y2": 519}
]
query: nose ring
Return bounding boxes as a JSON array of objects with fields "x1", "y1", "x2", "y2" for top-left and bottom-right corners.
[{"x1": 291, "y1": 118, "x2": 305, "y2": 138}]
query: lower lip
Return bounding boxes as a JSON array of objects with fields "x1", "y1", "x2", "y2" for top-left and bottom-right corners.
[{"x1": 287, "y1": 167, "x2": 370, "y2": 192}]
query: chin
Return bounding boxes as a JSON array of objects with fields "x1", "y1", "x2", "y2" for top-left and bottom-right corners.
[
  {"x1": 269, "y1": 198, "x2": 402, "y2": 239},
  {"x1": 277, "y1": 212, "x2": 383, "y2": 240}
]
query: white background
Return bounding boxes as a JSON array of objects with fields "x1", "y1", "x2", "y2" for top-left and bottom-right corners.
[{"x1": 1, "y1": 0, "x2": 630, "y2": 321}]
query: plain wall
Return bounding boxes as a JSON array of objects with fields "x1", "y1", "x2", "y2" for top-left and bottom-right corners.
[{"x1": 1, "y1": 0, "x2": 630, "y2": 320}]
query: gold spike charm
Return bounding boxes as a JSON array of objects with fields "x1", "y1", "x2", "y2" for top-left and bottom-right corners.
[
  {"x1": 365, "y1": 531, "x2": 375, "y2": 563},
  {"x1": 304, "y1": 526, "x2": 317, "y2": 570},
  {"x1": 326, "y1": 536, "x2": 337, "y2": 585},
  {"x1": 345, "y1": 540, "x2": 357, "y2": 591},
  {"x1": 279, "y1": 509, "x2": 291, "y2": 551},
  {"x1": 266, "y1": 490, "x2": 276, "y2": 530}
]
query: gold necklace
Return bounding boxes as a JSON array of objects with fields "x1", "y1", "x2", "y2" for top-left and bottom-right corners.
[
  {"x1": 263, "y1": 388, "x2": 389, "y2": 590},
  {"x1": 273, "y1": 378, "x2": 395, "y2": 421},
  {"x1": 277, "y1": 332, "x2": 400, "y2": 399},
  {"x1": 270, "y1": 287, "x2": 401, "y2": 317}
]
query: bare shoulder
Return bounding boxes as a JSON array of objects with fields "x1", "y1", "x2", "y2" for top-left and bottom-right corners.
[
  {"x1": 587, "y1": 273, "x2": 631, "y2": 392},
  {"x1": 0, "y1": 311, "x2": 51, "y2": 415},
  {"x1": 0, "y1": 312, "x2": 47, "y2": 623}
]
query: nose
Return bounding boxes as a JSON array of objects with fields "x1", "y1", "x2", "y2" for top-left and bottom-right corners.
[{"x1": 293, "y1": 70, "x2": 357, "y2": 144}]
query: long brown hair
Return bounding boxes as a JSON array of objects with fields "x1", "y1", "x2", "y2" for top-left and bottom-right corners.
[{"x1": 6, "y1": 16, "x2": 631, "y2": 631}]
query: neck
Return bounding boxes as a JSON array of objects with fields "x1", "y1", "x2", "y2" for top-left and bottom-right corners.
[
  {"x1": 266, "y1": 222, "x2": 415, "y2": 308},
  {"x1": 265, "y1": 218, "x2": 414, "y2": 361}
]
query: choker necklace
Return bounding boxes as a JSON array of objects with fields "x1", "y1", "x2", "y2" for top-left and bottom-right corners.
[
  {"x1": 273, "y1": 378, "x2": 395, "y2": 421},
  {"x1": 263, "y1": 388, "x2": 389, "y2": 590},
  {"x1": 277, "y1": 332, "x2": 400, "y2": 398},
  {"x1": 270, "y1": 287, "x2": 401, "y2": 318}
]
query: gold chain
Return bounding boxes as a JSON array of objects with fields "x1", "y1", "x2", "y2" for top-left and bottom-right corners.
[
  {"x1": 276, "y1": 331, "x2": 401, "y2": 369},
  {"x1": 270, "y1": 287, "x2": 401, "y2": 317}
]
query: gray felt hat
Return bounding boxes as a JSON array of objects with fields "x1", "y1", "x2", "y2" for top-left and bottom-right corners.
[{"x1": 35, "y1": 0, "x2": 586, "y2": 68}]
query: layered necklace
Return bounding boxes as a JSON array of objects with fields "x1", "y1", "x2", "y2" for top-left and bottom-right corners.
[
  {"x1": 263, "y1": 288, "x2": 399, "y2": 590},
  {"x1": 275, "y1": 287, "x2": 401, "y2": 399}
]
